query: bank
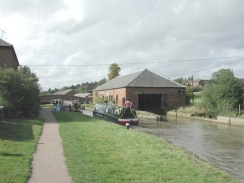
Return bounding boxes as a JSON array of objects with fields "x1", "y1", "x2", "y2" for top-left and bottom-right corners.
[
  {"x1": 54, "y1": 111, "x2": 239, "y2": 183},
  {"x1": 167, "y1": 111, "x2": 244, "y2": 126},
  {"x1": 84, "y1": 105, "x2": 244, "y2": 126}
]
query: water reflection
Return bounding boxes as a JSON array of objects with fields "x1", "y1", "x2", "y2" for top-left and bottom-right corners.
[{"x1": 136, "y1": 116, "x2": 244, "y2": 182}]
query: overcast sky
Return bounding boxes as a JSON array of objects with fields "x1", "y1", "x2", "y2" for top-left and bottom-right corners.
[{"x1": 1, "y1": 0, "x2": 244, "y2": 91}]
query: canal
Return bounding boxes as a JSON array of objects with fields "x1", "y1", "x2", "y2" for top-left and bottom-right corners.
[
  {"x1": 82, "y1": 110, "x2": 244, "y2": 182},
  {"x1": 132, "y1": 115, "x2": 244, "y2": 182}
]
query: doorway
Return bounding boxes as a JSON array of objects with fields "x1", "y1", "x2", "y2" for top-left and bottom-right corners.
[{"x1": 138, "y1": 94, "x2": 161, "y2": 111}]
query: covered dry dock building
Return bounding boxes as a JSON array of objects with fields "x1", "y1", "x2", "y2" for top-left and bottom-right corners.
[{"x1": 93, "y1": 69, "x2": 186, "y2": 114}]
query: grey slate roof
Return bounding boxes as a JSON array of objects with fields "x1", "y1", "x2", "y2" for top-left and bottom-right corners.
[
  {"x1": 52, "y1": 89, "x2": 74, "y2": 95},
  {"x1": 93, "y1": 69, "x2": 185, "y2": 91},
  {"x1": 74, "y1": 93, "x2": 91, "y2": 98},
  {"x1": 0, "y1": 39, "x2": 13, "y2": 46}
]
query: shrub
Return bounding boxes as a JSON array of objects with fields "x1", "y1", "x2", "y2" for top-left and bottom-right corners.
[{"x1": 0, "y1": 67, "x2": 41, "y2": 117}]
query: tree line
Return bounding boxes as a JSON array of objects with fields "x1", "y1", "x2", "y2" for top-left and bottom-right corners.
[{"x1": 40, "y1": 63, "x2": 121, "y2": 95}]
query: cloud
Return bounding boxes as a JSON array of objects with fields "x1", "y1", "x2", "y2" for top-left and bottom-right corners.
[{"x1": 1, "y1": 0, "x2": 244, "y2": 90}]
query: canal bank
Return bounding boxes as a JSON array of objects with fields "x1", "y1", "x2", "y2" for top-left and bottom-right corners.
[
  {"x1": 84, "y1": 106, "x2": 244, "y2": 126},
  {"x1": 54, "y1": 111, "x2": 239, "y2": 183},
  {"x1": 167, "y1": 111, "x2": 244, "y2": 126},
  {"x1": 82, "y1": 107, "x2": 244, "y2": 182}
]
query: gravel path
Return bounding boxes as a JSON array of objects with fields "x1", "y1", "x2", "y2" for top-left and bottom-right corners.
[{"x1": 28, "y1": 108, "x2": 72, "y2": 183}]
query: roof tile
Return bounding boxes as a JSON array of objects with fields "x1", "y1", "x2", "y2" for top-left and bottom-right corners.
[{"x1": 93, "y1": 69, "x2": 185, "y2": 91}]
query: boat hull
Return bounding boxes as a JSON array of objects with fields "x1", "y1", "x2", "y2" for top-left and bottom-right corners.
[{"x1": 118, "y1": 118, "x2": 139, "y2": 125}]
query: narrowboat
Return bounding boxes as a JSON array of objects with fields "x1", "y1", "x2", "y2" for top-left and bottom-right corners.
[{"x1": 93, "y1": 103, "x2": 139, "y2": 125}]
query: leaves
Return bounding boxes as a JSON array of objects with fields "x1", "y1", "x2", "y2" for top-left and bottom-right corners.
[
  {"x1": 202, "y1": 69, "x2": 244, "y2": 117},
  {"x1": 107, "y1": 63, "x2": 121, "y2": 81},
  {"x1": 0, "y1": 67, "x2": 40, "y2": 117}
]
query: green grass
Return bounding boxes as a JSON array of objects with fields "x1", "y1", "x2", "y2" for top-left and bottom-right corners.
[
  {"x1": 0, "y1": 118, "x2": 44, "y2": 183},
  {"x1": 54, "y1": 111, "x2": 238, "y2": 183}
]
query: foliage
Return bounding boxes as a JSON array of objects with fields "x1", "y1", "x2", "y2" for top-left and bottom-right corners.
[
  {"x1": 41, "y1": 80, "x2": 104, "y2": 95},
  {"x1": 55, "y1": 112, "x2": 238, "y2": 183},
  {"x1": 174, "y1": 77, "x2": 185, "y2": 85},
  {"x1": 97, "y1": 77, "x2": 107, "y2": 86},
  {"x1": 0, "y1": 117, "x2": 44, "y2": 183},
  {"x1": 107, "y1": 63, "x2": 121, "y2": 81},
  {"x1": 177, "y1": 104, "x2": 206, "y2": 117},
  {"x1": 18, "y1": 66, "x2": 38, "y2": 82},
  {"x1": 185, "y1": 86, "x2": 192, "y2": 105},
  {"x1": 202, "y1": 69, "x2": 244, "y2": 118},
  {"x1": 0, "y1": 67, "x2": 41, "y2": 117}
]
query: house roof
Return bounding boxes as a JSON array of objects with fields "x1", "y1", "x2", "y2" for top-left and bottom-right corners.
[
  {"x1": 0, "y1": 39, "x2": 13, "y2": 46},
  {"x1": 52, "y1": 89, "x2": 74, "y2": 95},
  {"x1": 74, "y1": 93, "x2": 91, "y2": 98},
  {"x1": 0, "y1": 39, "x2": 20, "y2": 66},
  {"x1": 93, "y1": 69, "x2": 185, "y2": 91}
]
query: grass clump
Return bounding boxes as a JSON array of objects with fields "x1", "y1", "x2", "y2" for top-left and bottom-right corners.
[
  {"x1": 0, "y1": 118, "x2": 44, "y2": 183},
  {"x1": 176, "y1": 105, "x2": 206, "y2": 117},
  {"x1": 54, "y1": 111, "x2": 238, "y2": 183}
]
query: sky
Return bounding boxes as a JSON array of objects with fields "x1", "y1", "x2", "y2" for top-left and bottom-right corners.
[{"x1": 1, "y1": 0, "x2": 244, "y2": 91}]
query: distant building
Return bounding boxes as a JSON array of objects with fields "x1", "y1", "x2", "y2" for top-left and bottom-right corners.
[
  {"x1": 0, "y1": 39, "x2": 19, "y2": 70},
  {"x1": 39, "y1": 89, "x2": 92, "y2": 104},
  {"x1": 182, "y1": 78, "x2": 208, "y2": 87},
  {"x1": 93, "y1": 69, "x2": 186, "y2": 113}
]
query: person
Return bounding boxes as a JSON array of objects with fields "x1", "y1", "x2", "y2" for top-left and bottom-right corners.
[
  {"x1": 124, "y1": 99, "x2": 132, "y2": 118},
  {"x1": 124, "y1": 99, "x2": 132, "y2": 108}
]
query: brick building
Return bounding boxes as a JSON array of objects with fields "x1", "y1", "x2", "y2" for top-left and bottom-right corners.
[
  {"x1": 0, "y1": 39, "x2": 19, "y2": 70},
  {"x1": 182, "y1": 78, "x2": 208, "y2": 87},
  {"x1": 93, "y1": 69, "x2": 186, "y2": 113}
]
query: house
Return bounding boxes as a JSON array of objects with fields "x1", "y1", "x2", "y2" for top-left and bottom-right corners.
[
  {"x1": 0, "y1": 39, "x2": 19, "y2": 70},
  {"x1": 182, "y1": 78, "x2": 208, "y2": 87},
  {"x1": 39, "y1": 89, "x2": 92, "y2": 104},
  {"x1": 93, "y1": 69, "x2": 186, "y2": 113}
]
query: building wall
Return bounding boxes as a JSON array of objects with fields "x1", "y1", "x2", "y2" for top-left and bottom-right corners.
[
  {"x1": 93, "y1": 88, "x2": 126, "y2": 107},
  {"x1": 0, "y1": 47, "x2": 18, "y2": 70},
  {"x1": 93, "y1": 87, "x2": 186, "y2": 110},
  {"x1": 126, "y1": 87, "x2": 186, "y2": 110}
]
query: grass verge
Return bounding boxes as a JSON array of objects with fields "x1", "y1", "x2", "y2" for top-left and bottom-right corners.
[
  {"x1": 54, "y1": 111, "x2": 238, "y2": 183},
  {"x1": 0, "y1": 117, "x2": 44, "y2": 183}
]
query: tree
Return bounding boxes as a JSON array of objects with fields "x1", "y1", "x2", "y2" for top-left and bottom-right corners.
[
  {"x1": 0, "y1": 67, "x2": 40, "y2": 117},
  {"x1": 97, "y1": 78, "x2": 107, "y2": 86},
  {"x1": 18, "y1": 66, "x2": 38, "y2": 82},
  {"x1": 107, "y1": 63, "x2": 121, "y2": 81},
  {"x1": 174, "y1": 77, "x2": 185, "y2": 85},
  {"x1": 202, "y1": 69, "x2": 244, "y2": 117}
]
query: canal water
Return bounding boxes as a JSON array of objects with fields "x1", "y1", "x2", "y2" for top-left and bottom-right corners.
[
  {"x1": 132, "y1": 116, "x2": 244, "y2": 182},
  {"x1": 82, "y1": 110, "x2": 244, "y2": 182}
]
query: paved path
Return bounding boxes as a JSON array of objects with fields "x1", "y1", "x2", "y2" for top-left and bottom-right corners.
[{"x1": 28, "y1": 108, "x2": 72, "y2": 183}]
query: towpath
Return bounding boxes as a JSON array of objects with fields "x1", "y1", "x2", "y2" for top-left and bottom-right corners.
[{"x1": 28, "y1": 108, "x2": 72, "y2": 183}]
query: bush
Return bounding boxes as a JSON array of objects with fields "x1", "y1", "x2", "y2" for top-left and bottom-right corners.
[{"x1": 0, "y1": 67, "x2": 41, "y2": 117}]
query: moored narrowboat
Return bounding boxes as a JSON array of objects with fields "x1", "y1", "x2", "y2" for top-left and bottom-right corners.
[{"x1": 93, "y1": 103, "x2": 139, "y2": 125}]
